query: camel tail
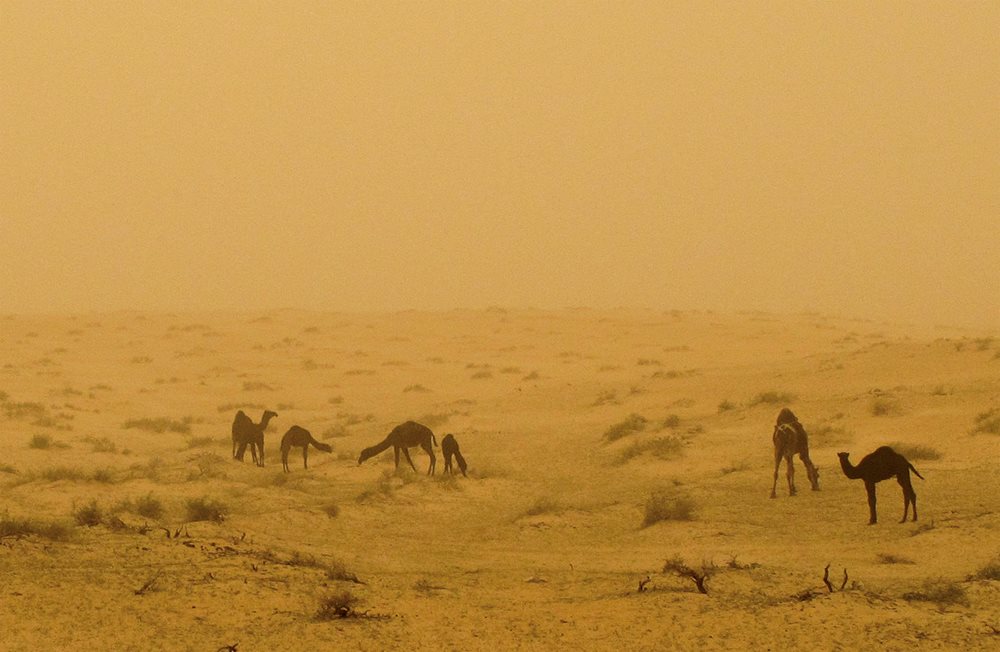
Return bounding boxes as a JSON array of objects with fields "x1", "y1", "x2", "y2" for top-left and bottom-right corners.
[
  {"x1": 909, "y1": 462, "x2": 924, "y2": 480},
  {"x1": 432, "y1": 433, "x2": 438, "y2": 447}
]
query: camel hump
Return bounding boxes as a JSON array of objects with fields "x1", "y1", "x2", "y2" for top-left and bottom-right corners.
[{"x1": 775, "y1": 407, "x2": 799, "y2": 426}]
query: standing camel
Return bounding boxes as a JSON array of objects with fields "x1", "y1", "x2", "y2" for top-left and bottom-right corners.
[
  {"x1": 441, "y1": 434, "x2": 467, "y2": 477},
  {"x1": 279, "y1": 425, "x2": 332, "y2": 472},
  {"x1": 357, "y1": 421, "x2": 437, "y2": 475},
  {"x1": 837, "y1": 446, "x2": 924, "y2": 524},
  {"x1": 232, "y1": 409, "x2": 278, "y2": 467},
  {"x1": 770, "y1": 408, "x2": 819, "y2": 498}
]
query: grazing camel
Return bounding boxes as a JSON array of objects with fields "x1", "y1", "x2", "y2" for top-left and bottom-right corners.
[
  {"x1": 441, "y1": 434, "x2": 467, "y2": 477},
  {"x1": 838, "y1": 446, "x2": 924, "y2": 524},
  {"x1": 279, "y1": 425, "x2": 332, "y2": 472},
  {"x1": 770, "y1": 408, "x2": 820, "y2": 498},
  {"x1": 232, "y1": 409, "x2": 277, "y2": 467},
  {"x1": 358, "y1": 421, "x2": 437, "y2": 475}
]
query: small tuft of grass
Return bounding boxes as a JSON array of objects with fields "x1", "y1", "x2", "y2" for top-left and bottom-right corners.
[
  {"x1": 902, "y1": 578, "x2": 970, "y2": 607},
  {"x1": 603, "y1": 414, "x2": 648, "y2": 442},
  {"x1": 136, "y1": 493, "x2": 165, "y2": 520},
  {"x1": 28, "y1": 433, "x2": 53, "y2": 449},
  {"x1": 72, "y1": 499, "x2": 104, "y2": 527},
  {"x1": 326, "y1": 559, "x2": 362, "y2": 584},
  {"x1": 877, "y1": 552, "x2": 916, "y2": 565},
  {"x1": 642, "y1": 488, "x2": 697, "y2": 527},
  {"x1": 185, "y1": 436, "x2": 216, "y2": 449},
  {"x1": 86, "y1": 436, "x2": 118, "y2": 453},
  {"x1": 315, "y1": 590, "x2": 361, "y2": 620},
  {"x1": 321, "y1": 502, "x2": 340, "y2": 519},
  {"x1": 869, "y1": 398, "x2": 898, "y2": 417},
  {"x1": 885, "y1": 442, "x2": 941, "y2": 461},
  {"x1": 184, "y1": 497, "x2": 226, "y2": 523},
  {"x1": 122, "y1": 417, "x2": 191, "y2": 434},
  {"x1": 619, "y1": 436, "x2": 686, "y2": 463},
  {"x1": 717, "y1": 400, "x2": 737, "y2": 413},
  {"x1": 971, "y1": 408, "x2": 1000, "y2": 435},
  {"x1": 748, "y1": 391, "x2": 796, "y2": 407},
  {"x1": 403, "y1": 384, "x2": 431, "y2": 393},
  {"x1": 660, "y1": 414, "x2": 681, "y2": 429},
  {"x1": 972, "y1": 558, "x2": 1000, "y2": 581}
]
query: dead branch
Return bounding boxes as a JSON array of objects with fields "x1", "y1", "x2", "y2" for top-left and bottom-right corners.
[
  {"x1": 638, "y1": 575, "x2": 652, "y2": 593},
  {"x1": 840, "y1": 568, "x2": 849, "y2": 591},
  {"x1": 823, "y1": 564, "x2": 834, "y2": 593},
  {"x1": 134, "y1": 572, "x2": 161, "y2": 596},
  {"x1": 662, "y1": 557, "x2": 711, "y2": 595},
  {"x1": 216, "y1": 644, "x2": 239, "y2": 652}
]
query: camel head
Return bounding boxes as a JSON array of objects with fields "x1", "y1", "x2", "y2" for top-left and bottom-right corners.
[{"x1": 264, "y1": 410, "x2": 278, "y2": 420}]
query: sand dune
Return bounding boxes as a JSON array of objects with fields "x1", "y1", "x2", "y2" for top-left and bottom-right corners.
[{"x1": 1, "y1": 309, "x2": 998, "y2": 650}]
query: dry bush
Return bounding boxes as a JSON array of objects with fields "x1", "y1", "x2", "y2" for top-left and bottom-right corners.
[
  {"x1": 885, "y1": 442, "x2": 941, "y2": 461},
  {"x1": 0, "y1": 514, "x2": 72, "y2": 541},
  {"x1": 971, "y1": 408, "x2": 1000, "y2": 435},
  {"x1": 403, "y1": 384, "x2": 431, "y2": 393},
  {"x1": 470, "y1": 370, "x2": 493, "y2": 380},
  {"x1": 809, "y1": 423, "x2": 853, "y2": 447},
  {"x1": 720, "y1": 460, "x2": 751, "y2": 476},
  {"x1": 662, "y1": 555, "x2": 714, "y2": 594},
  {"x1": 91, "y1": 467, "x2": 116, "y2": 483},
  {"x1": 522, "y1": 496, "x2": 563, "y2": 517},
  {"x1": 28, "y1": 433, "x2": 53, "y2": 449},
  {"x1": 86, "y1": 436, "x2": 118, "y2": 453},
  {"x1": 603, "y1": 414, "x2": 648, "y2": 442},
  {"x1": 242, "y1": 381, "x2": 274, "y2": 391},
  {"x1": 748, "y1": 391, "x2": 796, "y2": 407},
  {"x1": 326, "y1": 559, "x2": 363, "y2": 584},
  {"x1": 642, "y1": 488, "x2": 696, "y2": 527},
  {"x1": 717, "y1": 400, "x2": 737, "y2": 413},
  {"x1": 73, "y1": 499, "x2": 104, "y2": 527},
  {"x1": 38, "y1": 466, "x2": 88, "y2": 482},
  {"x1": 877, "y1": 552, "x2": 916, "y2": 565},
  {"x1": 902, "y1": 579, "x2": 970, "y2": 607},
  {"x1": 185, "y1": 436, "x2": 216, "y2": 449},
  {"x1": 315, "y1": 590, "x2": 361, "y2": 620},
  {"x1": 592, "y1": 390, "x2": 618, "y2": 406},
  {"x1": 184, "y1": 497, "x2": 226, "y2": 523},
  {"x1": 122, "y1": 417, "x2": 191, "y2": 434},
  {"x1": 660, "y1": 414, "x2": 681, "y2": 429},
  {"x1": 869, "y1": 398, "x2": 899, "y2": 417},
  {"x1": 136, "y1": 493, "x2": 165, "y2": 520},
  {"x1": 322, "y1": 424, "x2": 350, "y2": 439},
  {"x1": 972, "y1": 558, "x2": 1000, "y2": 581},
  {"x1": 619, "y1": 436, "x2": 686, "y2": 463},
  {"x1": 522, "y1": 370, "x2": 540, "y2": 380},
  {"x1": 321, "y1": 502, "x2": 340, "y2": 519}
]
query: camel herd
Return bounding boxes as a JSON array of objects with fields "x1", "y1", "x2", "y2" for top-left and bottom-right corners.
[
  {"x1": 770, "y1": 408, "x2": 924, "y2": 524},
  {"x1": 230, "y1": 410, "x2": 468, "y2": 477},
  {"x1": 232, "y1": 406, "x2": 920, "y2": 524}
]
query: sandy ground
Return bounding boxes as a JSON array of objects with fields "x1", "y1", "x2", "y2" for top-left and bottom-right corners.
[{"x1": 1, "y1": 308, "x2": 998, "y2": 651}]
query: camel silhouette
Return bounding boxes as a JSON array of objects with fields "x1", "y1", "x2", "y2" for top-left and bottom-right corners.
[
  {"x1": 770, "y1": 408, "x2": 819, "y2": 498},
  {"x1": 838, "y1": 446, "x2": 924, "y2": 524},
  {"x1": 441, "y1": 434, "x2": 467, "y2": 477},
  {"x1": 279, "y1": 425, "x2": 332, "y2": 472},
  {"x1": 232, "y1": 409, "x2": 277, "y2": 467},
  {"x1": 358, "y1": 421, "x2": 437, "y2": 475}
]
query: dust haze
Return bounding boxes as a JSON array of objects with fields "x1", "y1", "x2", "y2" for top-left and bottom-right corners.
[{"x1": 2, "y1": 3, "x2": 997, "y2": 326}]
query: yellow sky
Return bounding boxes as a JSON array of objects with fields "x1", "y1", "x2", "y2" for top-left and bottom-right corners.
[{"x1": 1, "y1": 2, "x2": 997, "y2": 326}]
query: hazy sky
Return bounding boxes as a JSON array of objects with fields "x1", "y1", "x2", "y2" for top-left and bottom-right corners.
[{"x1": 2, "y1": 2, "x2": 997, "y2": 326}]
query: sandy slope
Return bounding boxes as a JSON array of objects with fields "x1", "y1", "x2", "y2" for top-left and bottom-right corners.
[{"x1": 0, "y1": 309, "x2": 998, "y2": 651}]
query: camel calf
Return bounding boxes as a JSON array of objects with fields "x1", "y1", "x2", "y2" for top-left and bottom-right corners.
[
  {"x1": 441, "y1": 434, "x2": 467, "y2": 477},
  {"x1": 280, "y1": 426, "x2": 332, "y2": 472}
]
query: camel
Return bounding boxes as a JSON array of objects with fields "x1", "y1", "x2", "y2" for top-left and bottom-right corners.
[
  {"x1": 232, "y1": 409, "x2": 277, "y2": 467},
  {"x1": 770, "y1": 408, "x2": 819, "y2": 498},
  {"x1": 279, "y1": 425, "x2": 332, "y2": 472},
  {"x1": 357, "y1": 421, "x2": 437, "y2": 475},
  {"x1": 837, "y1": 446, "x2": 924, "y2": 524},
  {"x1": 441, "y1": 434, "x2": 467, "y2": 477}
]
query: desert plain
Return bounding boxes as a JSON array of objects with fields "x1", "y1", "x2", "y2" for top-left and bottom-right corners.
[{"x1": 0, "y1": 308, "x2": 997, "y2": 651}]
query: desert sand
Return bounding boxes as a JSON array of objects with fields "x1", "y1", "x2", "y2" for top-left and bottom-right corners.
[{"x1": 0, "y1": 308, "x2": 997, "y2": 651}]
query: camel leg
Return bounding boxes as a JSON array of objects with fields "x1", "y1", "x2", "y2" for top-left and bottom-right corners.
[
  {"x1": 786, "y1": 456, "x2": 796, "y2": 496},
  {"x1": 801, "y1": 454, "x2": 819, "y2": 491},
  {"x1": 770, "y1": 452, "x2": 781, "y2": 498},
  {"x1": 864, "y1": 481, "x2": 878, "y2": 524},
  {"x1": 444, "y1": 454, "x2": 452, "y2": 475},
  {"x1": 424, "y1": 443, "x2": 436, "y2": 475},
  {"x1": 303, "y1": 446, "x2": 309, "y2": 470},
  {"x1": 898, "y1": 475, "x2": 917, "y2": 522},
  {"x1": 394, "y1": 446, "x2": 401, "y2": 469},
  {"x1": 401, "y1": 447, "x2": 417, "y2": 473},
  {"x1": 281, "y1": 449, "x2": 289, "y2": 473}
]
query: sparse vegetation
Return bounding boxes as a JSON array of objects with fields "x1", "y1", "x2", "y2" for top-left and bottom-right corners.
[
  {"x1": 136, "y1": 493, "x2": 165, "y2": 520},
  {"x1": 185, "y1": 436, "x2": 216, "y2": 449},
  {"x1": 971, "y1": 408, "x2": 1000, "y2": 435},
  {"x1": 885, "y1": 443, "x2": 941, "y2": 461},
  {"x1": 717, "y1": 400, "x2": 737, "y2": 413},
  {"x1": 603, "y1": 414, "x2": 648, "y2": 442},
  {"x1": 748, "y1": 391, "x2": 796, "y2": 407},
  {"x1": 321, "y1": 502, "x2": 340, "y2": 519},
  {"x1": 660, "y1": 414, "x2": 681, "y2": 429},
  {"x1": 662, "y1": 555, "x2": 713, "y2": 594},
  {"x1": 122, "y1": 417, "x2": 191, "y2": 434},
  {"x1": 876, "y1": 552, "x2": 915, "y2": 565},
  {"x1": 28, "y1": 433, "x2": 53, "y2": 449},
  {"x1": 869, "y1": 398, "x2": 898, "y2": 416},
  {"x1": 523, "y1": 496, "x2": 563, "y2": 517},
  {"x1": 184, "y1": 497, "x2": 226, "y2": 523},
  {"x1": 73, "y1": 499, "x2": 104, "y2": 527},
  {"x1": 315, "y1": 590, "x2": 361, "y2": 620},
  {"x1": 242, "y1": 381, "x2": 274, "y2": 391},
  {"x1": 902, "y1": 579, "x2": 970, "y2": 607},
  {"x1": 619, "y1": 436, "x2": 686, "y2": 463},
  {"x1": 972, "y1": 558, "x2": 1000, "y2": 581},
  {"x1": 642, "y1": 488, "x2": 696, "y2": 527},
  {"x1": 0, "y1": 514, "x2": 72, "y2": 541},
  {"x1": 86, "y1": 436, "x2": 118, "y2": 453}
]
